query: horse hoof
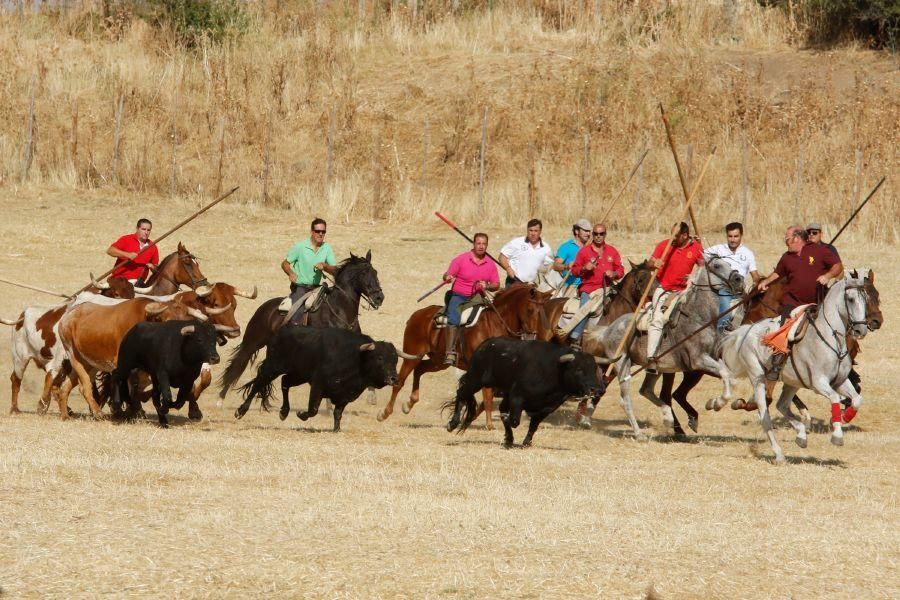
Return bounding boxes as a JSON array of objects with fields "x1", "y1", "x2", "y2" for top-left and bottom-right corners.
[
  {"x1": 774, "y1": 453, "x2": 786, "y2": 464},
  {"x1": 577, "y1": 416, "x2": 592, "y2": 429},
  {"x1": 485, "y1": 422, "x2": 494, "y2": 431},
  {"x1": 297, "y1": 411, "x2": 309, "y2": 421},
  {"x1": 688, "y1": 417, "x2": 698, "y2": 433},
  {"x1": 376, "y1": 410, "x2": 388, "y2": 422},
  {"x1": 704, "y1": 398, "x2": 716, "y2": 411},
  {"x1": 731, "y1": 398, "x2": 746, "y2": 410},
  {"x1": 831, "y1": 434, "x2": 844, "y2": 447},
  {"x1": 401, "y1": 401, "x2": 412, "y2": 414},
  {"x1": 279, "y1": 411, "x2": 289, "y2": 422},
  {"x1": 366, "y1": 391, "x2": 377, "y2": 406},
  {"x1": 634, "y1": 433, "x2": 648, "y2": 443},
  {"x1": 446, "y1": 421, "x2": 458, "y2": 432},
  {"x1": 234, "y1": 408, "x2": 244, "y2": 420},
  {"x1": 795, "y1": 436, "x2": 808, "y2": 449}
]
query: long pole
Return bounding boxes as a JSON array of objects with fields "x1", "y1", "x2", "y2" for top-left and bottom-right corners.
[
  {"x1": 434, "y1": 211, "x2": 502, "y2": 268},
  {"x1": 829, "y1": 176, "x2": 885, "y2": 245},
  {"x1": 418, "y1": 279, "x2": 450, "y2": 303},
  {"x1": 598, "y1": 147, "x2": 650, "y2": 225},
  {"x1": 0, "y1": 276, "x2": 71, "y2": 299},
  {"x1": 604, "y1": 147, "x2": 717, "y2": 377},
  {"x1": 659, "y1": 104, "x2": 702, "y2": 240},
  {"x1": 73, "y1": 186, "x2": 240, "y2": 295}
]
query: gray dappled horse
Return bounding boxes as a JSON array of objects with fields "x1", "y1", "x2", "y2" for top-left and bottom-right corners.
[
  {"x1": 717, "y1": 277, "x2": 870, "y2": 462},
  {"x1": 583, "y1": 256, "x2": 744, "y2": 438}
]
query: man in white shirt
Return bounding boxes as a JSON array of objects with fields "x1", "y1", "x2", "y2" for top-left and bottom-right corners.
[
  {"x1": 703, "y1": 221, "x2": 760, "y2": 330},
  {"x1": 499, "y1": 219, "x2": 554, "y2": 287}
]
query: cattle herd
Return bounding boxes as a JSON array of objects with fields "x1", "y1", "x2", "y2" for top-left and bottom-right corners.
[{"x1": 1, "y1": 241, "x2": 884, "y2": 457}]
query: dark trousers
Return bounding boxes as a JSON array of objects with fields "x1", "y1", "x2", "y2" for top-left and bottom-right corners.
[
  {"x1": 289, "y1": 283, "x2": 315, "y2": 326},
  {"x1": 505, "y1": 275, "x2": 524, "y2": 288}
]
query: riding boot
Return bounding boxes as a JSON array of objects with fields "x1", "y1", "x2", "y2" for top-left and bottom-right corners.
[
  {"x1": 766, "y1": 352, "x2": 787, "y2": 381},
  {"x1": 444, "y1": 326, "x2": 460, "y2": 365}
]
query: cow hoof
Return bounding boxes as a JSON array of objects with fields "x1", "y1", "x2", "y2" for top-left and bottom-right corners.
[
  {"x1": 401, "y1": 400, "x2": 412, "y2": 414},
  {"x1": 704, "y1": 398, "x2": 716, "y2": 411},
  {"x1": 577, "y1": 416, "x2": 592, "y2": 429},
  {"x1": 9, "y1": 407, "x2": 20, "y2": 415},
  {"x1": 188, "y1": 407, "x2": 203, "y2": 421},
  {"x1": 366, "y1": 390, "x2": 377, "y2": 405},
  {"x1": 297, "y1": 411, "x2": 309, "y2": 421},
  {"x1": 279, "y1": 410, "x2": 289, "y2": 422},
  {"x1": 234, "y1": 408, "x2": 245, "y2": 420},
  {"x1": 731, "y1": 398, "x2": 746, "y2": 410},
  {"x1": 446, "y1": 420, "x2": 458, "y2": 432},
  {"x1": 795, "y1": 436, "x2": 808, "y2": 449},
  {"x1": 831, "y1": 434, "x2": 844, "y2": 447},
  {"x1": 485, "y1": 422, "x2": 494, "y2": 432}
]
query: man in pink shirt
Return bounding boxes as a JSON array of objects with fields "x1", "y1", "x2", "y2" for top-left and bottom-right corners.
[
  {"x1": 442, "y1": 233, "x2": 500, "y2": 364},
  {"x1": 567, "y1": 223, "x2": 624, "y2": 349}
]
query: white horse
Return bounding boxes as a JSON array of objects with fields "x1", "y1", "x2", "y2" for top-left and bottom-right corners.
[{"x1": 717, "y1": 277, "x2": 870, "y2": 462}]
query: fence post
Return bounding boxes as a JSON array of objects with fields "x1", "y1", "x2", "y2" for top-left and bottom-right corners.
[
  {"x1": 326, "y1": 102, "x2": 336, "y2": 189},
  {"x1": 372, "y1": 130, "x2": 383, "y2": 221},
  {"x1": 262, "y1": 108, "x2": 274, "y2": 205},
  {"x1": 21, "y1": 75, "x2": 37, "y2": 182},
  {"x1": 479, "y1": 106, "x2": 490, "y2": 212},
  {"x1": 580, "y1": 131, "x2": 590, "y2": 215},
  {"x1": 214, "y1": 115, "x2": 225, "y2": 198},
  {"x1": 527, "y1": 142, "x2": 537, "y2": 217},
  {"x1": 70, "y1": 99, "x2": 79, "y2": 170},
  {"x1": 421, "y1": 116, "x2": 429, "y2": 199},
  {"x1": 853, "y1": 147, "x2": 863, "y2": 207},
  {"x1": 793, "y1": 151, "x2": 803, "y2": 223},
  {"x1": 111, "y1": 92, "x2": 125, "y2": 184},
  {"x1": 632, "y1": 142, "x2": 645, "y2": 233}
]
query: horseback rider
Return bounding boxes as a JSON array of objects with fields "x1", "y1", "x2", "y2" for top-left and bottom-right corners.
[
  {"x1": 566, "y1": 223, "x2": 624, "y2": 350},
  {"x1": 552, "y1": 218, "x2": 592, "y2": 290},
  {"x1": 281, "y1": 218, "x2": 338, "y2": 326},
  {"x1": 757, "y1": 225, "x2": 842, "y2": 380},
  {"x1": 106, "y1": 218, "x2": 159, "y2": 285},
  {"x1": 646, "y1": 222, "x2": 704, "y2": 375},
  {"x1": 806, "y1": 222, "x2": 844, "y2": 277},
  {"x1": 498, "y1": 219, "x2": 554, "y2": 287},
  {"x1": 703, "y1": 221, "x2": 761, "y2": 331},
  {"x1": 442, "y1": 233, "x2": 500, "y2": 365}
]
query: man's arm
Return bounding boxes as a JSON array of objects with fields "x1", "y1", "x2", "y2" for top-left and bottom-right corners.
[
  {"x1": 607, "y1": 248, "x2": 625, "y2": 281},
  {"x1": 552, "y1": 257, "x2": 568, "y2": 273},
  {"x1": 281, "y1": 260, "x2": 297, "y2": 283},
  {"x1": 818, "y1": 262, "x2": 843, "y2": 285},
  {"x1": 749, "y1": 270, "x2": 761, "y2": 285},
  {"x1": 107, "y1": 245, "x2": 136, "y2": 261},
  {"x1": 498, "y1": 253, "x2": 516, "y2": 280},
  {"x1": 757, "y1": 271, "x2": 779, "y2": 291}
]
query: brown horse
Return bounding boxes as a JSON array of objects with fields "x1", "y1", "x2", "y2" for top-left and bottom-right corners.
[
  {"x1": 376, "y1": 284, "x2": 552, "y2": 429},
  {"x1": 107, "y1": 242, "x2": 209, "y2": 296},
  {"x1": 541, "y1": 260, "x2": 656, "y2": 424}
]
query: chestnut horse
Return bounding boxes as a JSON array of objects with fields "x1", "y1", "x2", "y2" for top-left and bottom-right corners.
[{"x1": 376, "y1": 284, "x2": 552, "y2": 429}]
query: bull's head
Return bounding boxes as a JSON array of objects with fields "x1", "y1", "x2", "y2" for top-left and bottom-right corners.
[
  {"x1": 360, "y1": 340, "x2": 399, "y2": 388},
  {"x1": 558, "y1": 351, "x2": 605, "y2": 400},
  {"x1": 180, "y1": 321, "x2": 221, "y2": 365}
]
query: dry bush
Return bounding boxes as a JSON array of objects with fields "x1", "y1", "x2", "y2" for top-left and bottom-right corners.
[{"x1": 0, "y1": 1, "x2": 897, "y2": 240}]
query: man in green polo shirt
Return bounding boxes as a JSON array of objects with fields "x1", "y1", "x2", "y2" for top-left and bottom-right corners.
[{"x1": 281, "y1": 217, "x2": 338, "y2": 325}]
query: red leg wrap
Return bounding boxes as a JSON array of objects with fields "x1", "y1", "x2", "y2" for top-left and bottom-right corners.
[
  {"x1": 842, "y1": 406, "x2": 857, "y2": 424},
  {"x1": 831, "y1": 403, "x2": 842, "y2": 424}
]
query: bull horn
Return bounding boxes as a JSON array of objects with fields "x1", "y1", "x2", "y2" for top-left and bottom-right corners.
[
  {"x1": 594, "y1": 356, "x2": 615, "y2": 365},
  {"x1": 178, "y1": 284, "x2": 193, "y2": 292},
  {"x1": 214, "y1": 324, "x2": 240, "y2": 334},
  {"x1": 196, "y1": 285, "x2": 213, "y2": 298},
  {"x1": 359, "y1": 342, "x2": 376, "y2": 351},
  {"x1": 180, "y1": 325, "x2": 195, "y2": 336},
  {"x1": 558, "y1": 354, "x2": 576, "y2": 363},
  {"x1": 90, "y1": 272, "x2": 110, "y2": 290},
  {"x1": 395, "y1": 348, "x2": 423, "y2": 361},
  {"x1": 234, "y1": 285, "x2": 258, "y2": 299},
  {"x1": 203, "y1": 303, "x2": 232, "y2": 316},
  {"x1": 133, "y1": 284, "x2": 154, "y2": 294},
  {"x1": 186, "y1": 307, "x2": 209, "y2": 322},
  {"x1": 144, "y1": 302, "x2": 168, "y2": 316}
]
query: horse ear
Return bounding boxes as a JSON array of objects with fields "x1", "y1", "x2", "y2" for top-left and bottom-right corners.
[
  {"x1": 365, "y1": 249, "x2": 372, "y2": 261},
  {"x1": 177, "y1": 242, "x2": 185, "y2": 251},
  {"x1": 867, "y1": 270, "x2": 874, "y2": 284},
  {"x1": 628, "y1": 258, "x2": 637, "y2": 269}
]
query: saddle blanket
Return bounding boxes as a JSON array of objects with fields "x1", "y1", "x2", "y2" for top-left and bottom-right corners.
[{"x1": 762, "y1": 304, "x2": 814, "y2": 355}]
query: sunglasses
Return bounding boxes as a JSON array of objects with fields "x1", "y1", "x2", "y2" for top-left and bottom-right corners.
[
  {"x1": 593, "y1": 232, "x2": 607, "y2": 236},
  {"x1": 807, "y1": 230, "x2": 821, "y2": 235},
  {"x1": 313, "y1": 229, "x2": 327, "y2": 234}
]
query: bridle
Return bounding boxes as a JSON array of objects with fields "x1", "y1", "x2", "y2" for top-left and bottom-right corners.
[
  {"x1": 807, "y1": 281, "x2": 868, "y2": 361},
  {"x1": 146, "y1": 251, "x2": 209, "y2": 290}
]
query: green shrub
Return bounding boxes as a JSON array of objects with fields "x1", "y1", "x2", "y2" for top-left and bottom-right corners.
[
  {"x1": 148, "y1": 0, "x2": 250, "y2": 47},
  {"x1": 787, "y1": 0, "x2": 900, "y2": 48}
]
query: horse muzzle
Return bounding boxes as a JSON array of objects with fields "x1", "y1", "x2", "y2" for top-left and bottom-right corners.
[{"x1": 851, "y1": 323, "x2": 869, "y2": 339}]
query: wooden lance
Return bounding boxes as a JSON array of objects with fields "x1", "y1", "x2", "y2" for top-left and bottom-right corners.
[
  {"x1": 0, "y1": 276, "x2": 71, "y2": 299},
  {"x1": 598, "y1": 147, "x2": 651, "y2": 225},
  {"x1": 660, "y1": 104, "x2": 703, "y2": 240},
  {"x1": 830, "y1": 176, "x2": 886, "y2": 245},
  {"x1": 603, "y1": 147, "x2": 717, "y2": 377}
]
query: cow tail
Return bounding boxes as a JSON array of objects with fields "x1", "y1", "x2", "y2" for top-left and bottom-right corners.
[
  {"x1": 218, "y1": 342, "x2": 260, "y2": 399},
  {"x1": 94, "y1": 372, "x2": 113, "y2": 409},
  {"x1": 457, "y1": 392, "x2": 478, "y2": 433},
  {"x1": 236, "y1": 360, "x2": 276, "y2": 410}
]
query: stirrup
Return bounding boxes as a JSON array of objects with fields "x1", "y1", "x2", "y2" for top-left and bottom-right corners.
[
  {"x1": 645, "y1": 358, "x2": 659, "y2": 375},
  {"x1": 444, "y1": 352, "x2": 457, "y2": 366}
]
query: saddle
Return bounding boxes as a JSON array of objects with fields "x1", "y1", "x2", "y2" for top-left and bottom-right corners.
[
  {"x1": 635, "y1": 289, "x2": 688, "y2": 333},
  {"x1": 277, "y1": 286, "x2": 328, "y2": 324},
  {"x1": 762, "y1": 304, "x2": 815, "y2": 355},
  {"x1": 554, "y1": 288, "x2": 610, "y2": 337},
  {"x1": 434, "y1": 295, "x2": 488, "y2": 329}
]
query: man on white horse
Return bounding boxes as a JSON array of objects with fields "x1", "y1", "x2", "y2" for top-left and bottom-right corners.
[
  {"x1": 704, "y1": 222, "x2": 760, "y2": 331},
  {"x1": 756, "y1": 225, "x2": 843, "y2": 380},
  {"x1": 646, "y1": 222, "x2": 704, "y2": 375}
]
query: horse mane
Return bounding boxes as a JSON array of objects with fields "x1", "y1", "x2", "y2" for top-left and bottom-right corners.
[
  {"x1": 141, "y1": 249, "x2": 178, "y2": 286},
  {"x1": 334, "y1": 254, "x2": 370, "y2": 279}
]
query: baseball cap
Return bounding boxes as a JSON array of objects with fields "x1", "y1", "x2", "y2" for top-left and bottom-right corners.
[
  {"x1": 574, "y1": 218, "x2": 592, "y2": 231},
  {"x1": 806, "y1": 222, "x2": 822, "y2": 231}
]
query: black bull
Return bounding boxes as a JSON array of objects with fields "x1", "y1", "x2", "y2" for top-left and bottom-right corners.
[
  {"x1": 234, "y1": 326, "x2": 399, "y2": 432},
  {"x1": 446, "y1": 338, "x2": 605, "y2": 447}
]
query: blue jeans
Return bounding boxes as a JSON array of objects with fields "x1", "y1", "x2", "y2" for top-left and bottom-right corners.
[
  {"x1": 569, "y1": 292, "x2": 592, "y2": 340},
  {"x1": 717, "y1": 292, "x2": 736, "y2": 330},
  {"x1": 446, "y1": 293, "x2": 469, "y2": 326}
]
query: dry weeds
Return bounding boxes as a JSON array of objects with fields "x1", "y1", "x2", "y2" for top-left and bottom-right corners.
[{"x1": 0, "y1": 189, "x2": 897, "y2": 598}]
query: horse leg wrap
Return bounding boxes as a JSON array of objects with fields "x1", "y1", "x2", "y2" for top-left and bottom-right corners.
[
  {"x1": 842, "y1": 406, "x2": 857, "y2": 424},
  {"x1": 831, "y1": 403, "x2": 842, "y2": 424}
]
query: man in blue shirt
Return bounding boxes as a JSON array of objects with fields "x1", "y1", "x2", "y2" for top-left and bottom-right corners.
[
  {"x1": 552, "y1": 218, "x2": 592, "y2": 294},
  {"x1": 281, "y1": 217, "x2": 338, "y2": 325}
]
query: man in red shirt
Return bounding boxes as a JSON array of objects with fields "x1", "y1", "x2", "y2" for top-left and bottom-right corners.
[
  {"x1": 757, "y1": 225, "x2": 842, "y2": 379},
  {"x1": 567, "y1": 223, "x2": 624, "y2": 349},
  {"x1": 106, "y1": 218, "x2": 160, "y2": 284},
  {"x1": 646, "y1": 222, "x2": 704, "y2": 374}
]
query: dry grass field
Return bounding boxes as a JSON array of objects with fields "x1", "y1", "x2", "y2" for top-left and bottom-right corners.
[{"x1": 0, "y1": 188, "x2": 897, "y2": 598}]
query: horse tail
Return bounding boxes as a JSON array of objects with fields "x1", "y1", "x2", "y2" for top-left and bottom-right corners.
[{"x1": 218, "y1": 341, "x2": 260, "y2": 399}]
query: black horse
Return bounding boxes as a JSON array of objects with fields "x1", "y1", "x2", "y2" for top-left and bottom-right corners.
[{"x1": 218, "y1": 251, "x2": 385, "y2": 399}]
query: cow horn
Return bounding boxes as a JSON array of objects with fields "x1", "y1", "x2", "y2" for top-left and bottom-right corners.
[
  {"x1": 178, "y1": 284, "x2": 193, "y2": 292},
  {"x1": 558, "y1": 353, "x2": 576, "y2": 363},
  {"x1": 203, "y1": 303, "x2": 232, "y2": 315},
  {"x1": 234, "y1": 285, "x2": 258, "y2": 299},
  {"x1": 214, "y1": 324, "x2": 240, "y2": 334},
  {"x1": 133, "y1": 284, "x2": 154, "y2": 294},
  {"x1": 144, "y1": 302, "x2": 168, "y2": 316},
  {"x1": 89, "y1": 272, "x2": 110, "y2": 290},
  {"x1": 186, "y1": 307, "x2": 209, "y2": 322},
  {"x1": 395, "y1": 348, "x2": 423, "y2": 361},
  {"x1": 594, "y1": 356, "x2": 614, "y2": 365},
  {"x1": 180, "y1": 325, "x2": 195, "y2": 336},
  {"x1": 196, "y1": 285, "x2": 213, "y2": 298},
  {"x1": 359, "y1": 342, "x2": 376, "y2": 351}
]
